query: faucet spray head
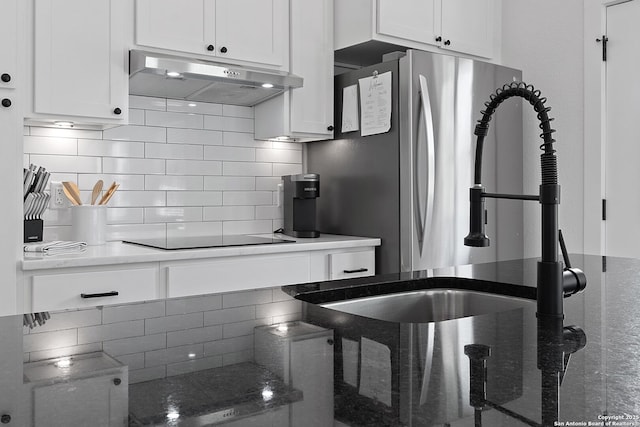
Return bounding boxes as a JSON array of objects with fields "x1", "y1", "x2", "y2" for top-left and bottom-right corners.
[{"x1": 464, "y1": 186, "x2": 490, "y2": 247}]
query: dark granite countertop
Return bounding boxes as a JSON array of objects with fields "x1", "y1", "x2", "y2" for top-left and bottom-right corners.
[{"x1": 1, "y1": 254, "x2": 639, "y2": 426}]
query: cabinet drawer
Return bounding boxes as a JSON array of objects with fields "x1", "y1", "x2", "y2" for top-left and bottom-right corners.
[
  {"x1": 32, "y1": 268, "x2": 158, "y2": 312},
  {"x1": 329, "y1": 250, "x2": 375, "y2": 280},
  {"x1": 166, "y1": 254, "x2": 310, "y2": 298}
]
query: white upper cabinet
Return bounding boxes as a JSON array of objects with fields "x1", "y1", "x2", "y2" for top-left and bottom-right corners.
[
  {"x1": 0, "y1": 0, "x2": 17, "y2": 90},
  {"x1": 254, "y1": 0, "x2": 334, "y2": 142},
  {"x1": 335, "y1": 0, "x2": 496, "y2": 59},
  {"x1": 31, "y1": 0, "x2": 128, "y2": 125},
  {"x1": 135, "y1": 0, "x2": 288, "y2": 68},
  {"x1": 440, "y1": 0, "x2": 494, "y2": 59},
  {"x1": 377, "y1": 0, "x2": 438, "y2": 46}
]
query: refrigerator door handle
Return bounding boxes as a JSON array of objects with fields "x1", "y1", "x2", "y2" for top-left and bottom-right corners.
[{"x1": 414, "y1": 74, "x2": 436, "y2": 255}]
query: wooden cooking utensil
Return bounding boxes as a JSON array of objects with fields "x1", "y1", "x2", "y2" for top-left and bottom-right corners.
[
  {"x1": 98, "y1": 182, "x2": 119, "y2": 205},
  {"x1": 62, "y1": 181, "x2": 82, "y2": 205},
  {"x1": 90, "y1": 180, "x2": 104, "y2": 205}
]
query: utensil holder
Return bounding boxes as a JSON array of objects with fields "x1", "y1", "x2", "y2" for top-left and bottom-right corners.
[
  {"x1": 71, "y1": 205, "x2": 107, "y2": 245},
  {"x1": 24, "y1": 219, "x2": 43, "y2": 243}
]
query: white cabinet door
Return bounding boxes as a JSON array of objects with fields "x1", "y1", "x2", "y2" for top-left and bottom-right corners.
[
  {"x1": 440, "y1": 0, "x2": 494, "y2": 58},
  {"x1": 289, "y1": 0, "x2": 333, "y2": 136},
  {"x1": 0, "y1": 0, "x2": 17, "y2": 89},
  {"x1": 135, "y1": 0, "x2": 216, "y2": 56},
  {"x1": 377, "y1": 0, "x2": 439, "y2": 46},
  {"x1": 215, "y1": 0, "x2": 286, "y2": 66},
  {"x1": 33, "y1": 0, "x2": 127, "y2": 121}
]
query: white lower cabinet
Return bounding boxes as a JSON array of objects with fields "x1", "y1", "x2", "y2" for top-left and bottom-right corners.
[{"x1": 329, "y1": 249, "x2": 376, "y2": 280}]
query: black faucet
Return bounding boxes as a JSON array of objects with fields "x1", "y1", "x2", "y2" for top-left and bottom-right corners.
[{"x1": 464, "y1": 82, "x2": 586, "y2": 319}]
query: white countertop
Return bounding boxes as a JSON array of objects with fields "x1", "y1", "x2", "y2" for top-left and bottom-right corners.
[{"x1": 22, "y1": 234, "x2": 381, "y2": 271}]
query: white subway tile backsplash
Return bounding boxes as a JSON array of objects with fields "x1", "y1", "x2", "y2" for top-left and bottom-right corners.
[
  {"x1": 129, "y1": 95, "x2": 166, "y2": 111},
  {"x1": 24, "y1": 136, "x2": 78, "y2": 155},
  {"x1": 273, "y1": 163, "x2": 303, "y2": 176},
  {"x1": 256, "y1": 148, "x2": 302, "y2": 164},
  {"x1": 166, "y1": 295, "x2": 222, "y2": 316},
  {"x1": 255, "y1": 177, "x2": 282, "y2": 191},
  {"x1": 103, "y1": 333, "x2": 167, "y2": 356},
  {"x1": 167, "y1": 159, "x2": 222, "y2": 176},
  {"x1": 103, "y1": 125, "x2": 166, "y2": 143},
  {"x1": 42, "y1": 225, "x2": 72, "y2": 241},
  {"x1": 167, "y1": 128, "x2": 222, "y2": 145},
  {"x1": 223, "y1": 131, "x2": 271, "y2": 148},
  {"x1": 128, "y1": 109, "x2": 145, "y2": 125},
  {"x1": 23, "y1": 329, "x2": 77, "y2": 353},
  {"x1": 222, "y1": 349, "x2": 254, "y2": 366},
  {"x1": 204, "y1": 116, "x2": 253, "y2": 133},
  {"x1": 107, "y1": 208, "x2": 144, "y2": 224},
  {"x1": 222, "y1": 220, "x2": 273, "y2": 235},
  {"x1": 272, "y1": 313, "x2": 301, "y2": 324},
  {"x1": 145, "y1": 175, "x2": 203, "y2": 191},
  {"x1": 271, "y1": 141, "x2": 303, "y2": 151},
  {"x1": 145, "y1": 343, "x2": 204, "y2": 367},
  {"x1": 106, "y1": 191, "x2": 165, "y2": 208},
  {"x1": 129, "y1": 366, "x2": 166, "y2": 384},
  {"x1": 30, "y1": 126, "x2": 102, "y2": 140},
  {"x1": 78, "y1": 174, "x2": 145, "y2": 191},
  {"x1": 78, "y1": 139, "x2": 145, "y2": 158},
  {"x1": 166, "y1": 325, "x2": 223, "y2": 348},
  {"x1": 223, "y1": 191, "x2": 272, "y2": 206},
  {"x1": 103, "y1": 158, "x2": 165, "y2": 175},
  {"x1": 145, "y1": 142, "x2": 203, "y2": 160},
  {"x1": 78, "y1": 320, "x2": 145, "y2": 344},
  {"x1": 222, "y1": 289, "x2": 272, "y2": 308},
  {"x1": 203, "y1": 206, "x2": 254, "y2": 221},
  {"x1": 28, "y1": 343, "x2": 103, "y2": 362},
  {"x1": 146, "y1": 110, "x2": 204, "y2": 129},
  {"x1": 222, "y1": 162, "x2": 272, "y2": 177},
  {"x1": 106, "y1": 223, "x2": 167, "y2": 241},
  {"x1": 222, "y1": 105, "x2": 254, "y2": 118},
  {"x1": 166, "y1": 222, "x2": 222, "y2": 238},
  {"x1": 167, "y1": 191, "x2": 222, "y2": 206},
  {"x1": 167, "y1": 99, "x2": 223, "y2": 116},
  {"x1": 166, "y1": 355, "x2": 222, "y2": 377},
  {"x1": 203, "y1": 335, "x2": 253, "y2": 356},
  {"x1": 204, "y1": 176, "x2": 255, "y2": 191},
  {"x1": 31, "y1": 309, "x2": 102, "y2": 333},
  {"x1": 222, "y1": 318, "x2": 270, "y2": 339},
  {"x1": 144, "y1": 207, "x2": 203, "y2": 223},
  {"x1": 115, "y1": 353, "x2": 145, "y2": 370},
  {"x1": 42, "y1": 208, "x2": 72, "y2": 226},
  {"x1": 102, "y1": 301, "x2": 166, "y2": 324},
  {"x1": 204, "y1": 306, "x2": 255, "y2": 326},
  {"x1": 204, "y1": 145, "x2": 255, "y2": 162},
  {"x1": 255, "y1": 300, "x2": 302, "y2": 319},
  {"x1": 29, "y1": 155, "x2": 101, "y2": 174},
  {"x1": 255, "y1": 206, "x2": 282, "y2": 220},
  {"x1": 145, "y1": 312, "x2": 204, "y2": 335}
]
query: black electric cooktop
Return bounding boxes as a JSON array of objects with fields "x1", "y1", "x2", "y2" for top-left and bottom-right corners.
[{"x1": 122, "y1": 235, "x2": 294, "y2": 250}]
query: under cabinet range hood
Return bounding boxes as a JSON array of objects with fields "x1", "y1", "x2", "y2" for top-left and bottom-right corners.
[{"x1": 129, "y1": 50, "x2": 303, "y2": 106}]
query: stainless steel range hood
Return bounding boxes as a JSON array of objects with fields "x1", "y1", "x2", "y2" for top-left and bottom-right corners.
[{"x1": 129, "y1": 50, "x2": 303, "y2": 106}]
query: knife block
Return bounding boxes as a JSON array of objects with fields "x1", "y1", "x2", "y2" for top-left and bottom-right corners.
[{"x1": 24, "y1": 219, "x2": 43, "y2": 243}]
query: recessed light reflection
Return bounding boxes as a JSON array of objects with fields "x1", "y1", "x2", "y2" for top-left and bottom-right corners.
[
  {"x1": 188, "y1": 353, "x2": 196, "y2": 359},
  {"x1": 188, "y1": 103, "x2": 197, "y2": 107},
  {"x1": 262, "y1": 386, "x2": 274, "y2": 401},
  {"x1": 166, "y1": 71, "x2": 181, "y2": 78},
  {"x1": 55, "y1": 358, "x2": 72, "y2": 369},
  {"x1": 54, "y1": 121, "x2": 74, "y2": 128},
  {"x1": 166, "y1": 411, "x2": 180, "y2": 420},
  {"x1": 261, "y1": 83, "x2": 274, "y2": 88},
  {"x1": 276, "y1": 324, "x2": 288, "y2": 333}
]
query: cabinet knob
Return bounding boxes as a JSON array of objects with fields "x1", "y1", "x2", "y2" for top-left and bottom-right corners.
[
  {"x1": 435, "y1": 36, "x2": 442, "y2": 42},
  {"x1": 220, "y1": 46, "x2": 228, "y2": 53},
  {"x1": 327, "y1": 338, "x2": 334, "y2": 345},
  {"x1": 113, "y1": 378, "x2": 121, "y2": 386},
  {"x1": 444, "y1": 40, "x2": 451, "y2": 46},
  {"x1": 327, "y1": 125, "x2": 334, "y2": 131},
  {"x1": 207, "y1": 44, "x2": 215, "y2": 52},
  {"x1": 1, "y1": 98, "x2": 11, "y2": 108},
  {"x1": 113, "y1": 107, "x2": 121, "y2": 115},
  {"x1": 0, "y1": 414, "x2": 11, "y2": 424},
  {"x1": 0, "y1": 73, "x2": 10, "y2": 83}
]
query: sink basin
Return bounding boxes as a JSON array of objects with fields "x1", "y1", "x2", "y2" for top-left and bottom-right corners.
[{"x1": 320, "y1": 288, "x2": 534, "y2": 323}]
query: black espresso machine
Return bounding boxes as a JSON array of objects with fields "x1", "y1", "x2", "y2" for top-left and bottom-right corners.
[{"x1": 282, "y1": 174, "x2": 320, "y2": 238}]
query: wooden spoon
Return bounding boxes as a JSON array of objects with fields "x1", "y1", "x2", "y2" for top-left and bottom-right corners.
[
  {"x1": 62, "y1": 181, "x2": 82, "y2": 205},
  {"x1": 98, "y1": 182, "x2": 119, "y2": 205},
  {"x1": 90, "y1": 180, "x2": 104, "y2": 205}
]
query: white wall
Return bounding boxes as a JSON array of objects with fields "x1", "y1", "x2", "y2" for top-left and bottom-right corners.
[{"x1": 501, "y1": 1, "x2": 585, "y2": 257}]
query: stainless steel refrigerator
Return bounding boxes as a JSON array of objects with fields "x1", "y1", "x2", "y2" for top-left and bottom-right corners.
[{"x1": 308, "y1": 50, "x2": 524, "y2": 274}]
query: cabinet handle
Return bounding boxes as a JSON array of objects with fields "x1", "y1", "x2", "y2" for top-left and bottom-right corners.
[
  {"x1": 327, "y1": 125, "x2": 334, "y2": 131},
  {"x1": 113, "y1": 378, "x2": 121, "y2": 386},
  {"x1": 0, "y1": 414, "x2": 11, "y2": 424},
  {"x1": 1, "y1": 98, "x2": 11, "y2": 108},
  {"x1": 113, "y1": 107, "x2": 122, "y2": 115},
  {"x1": 1, "y1": 73, "x2": 10, "y2": 83},
  {"x1": 80, "y1": 291, "x2": 119, "y2": 299},
  {"x1": 220, "y1": 46, "x2": 228, "y2": 53},
  {"x1": 327, "y1": 338, "x2": 334, "y2": 345},
  {"x1": 207, "y1": 44, "x2": 215, "y2": 51},
  {"x1": 343, "y1": 268, "x2": 368, "y2": 274},
  {"x1": 435, "y1": 36, "x2": 442, "y2": 42},
  {"x1": 444, "y1": 40, "x2": 451, "y2": 46}
]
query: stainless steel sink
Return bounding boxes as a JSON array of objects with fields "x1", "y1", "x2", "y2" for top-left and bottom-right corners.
[{"x1": 320, "y1": 288, "x2": 534, "y2": 323}]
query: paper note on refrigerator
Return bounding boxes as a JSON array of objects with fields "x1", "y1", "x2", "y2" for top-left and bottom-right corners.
[
  {"x1": 342, "y1": 337, "x2": 359, "y2": 387},
  {"x1": 341, "y1": 84, "x2": 359, "y2": 132},
  {"x1": 358, "y1": 71, "x2": 392, "y2": 137},
  {"x1": 359, "y1": 336, "x2": 392, "y2": 406}
]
